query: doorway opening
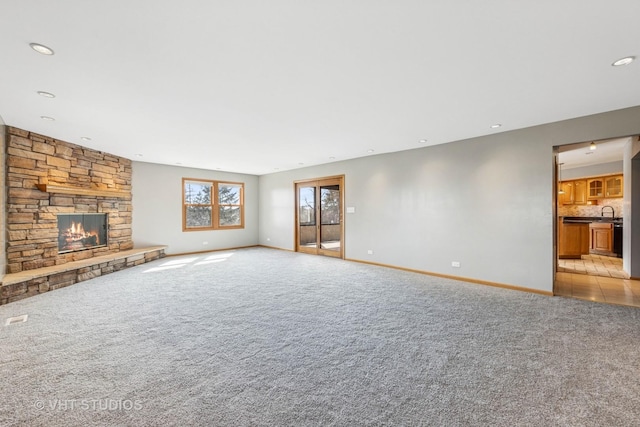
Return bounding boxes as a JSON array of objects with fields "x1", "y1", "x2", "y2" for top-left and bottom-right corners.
[
  {"x1": 295, "y1": 175, "x2": 344, "y2": 259},
  {"x1": 553, "y1": 136, "x2": 640, "y2": 307}
]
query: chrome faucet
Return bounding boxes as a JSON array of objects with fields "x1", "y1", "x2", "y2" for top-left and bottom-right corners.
[{"x1": 601, "y1": 205, "x2": 615, "y2": 218}]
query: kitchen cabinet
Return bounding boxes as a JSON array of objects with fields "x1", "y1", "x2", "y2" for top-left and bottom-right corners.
[
  {"x1": 570, "y1": 180, "x2": 586, "y2": 204},
  {"x1": 590, "y1": 222, "x2": 613, "y2": 254},
  {"x1": 559, "y1": 180, "x2": 587, "y2": 205},
  {"x1": 559, "y1": 222, "x2": 589, "y2": 259},
  {"x1": 578, "y1": 175, "x2": 623, "y2": 200},
  {"x1": 574, "y1": 180, "x2": 587, "y2": 204},
  {"x1": 604, "y1": 175, "x2": 623, "y2": 198},
  {"x1": 587, "y1": 179, "x2": 604, "y2": 200},
  {"x1": 559, "y1": 182, "x2": 572, "y2": 205}
]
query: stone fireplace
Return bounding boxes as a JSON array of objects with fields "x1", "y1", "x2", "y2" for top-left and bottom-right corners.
[
  {"x1": 1, "y1": 126, "x2": 166, "y2": 305},
  {"x1": 57, "y1": 213, "x2": 108, "y2": 253},
  {"x1": 5, "y1": 126, "x2": 134, "y2": 273}
]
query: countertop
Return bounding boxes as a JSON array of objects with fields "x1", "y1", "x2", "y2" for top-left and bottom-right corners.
[{"x1": 561, "y1": 216, "x2": 623, "y2": 225}]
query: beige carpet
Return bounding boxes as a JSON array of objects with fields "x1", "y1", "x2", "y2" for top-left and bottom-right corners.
[{"x1": 1, "y1": 247, "x2": 639, "y2": 426}]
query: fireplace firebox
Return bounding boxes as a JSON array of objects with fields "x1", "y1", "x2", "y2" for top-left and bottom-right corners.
[{"x1": 57, "y1": 213, "x2": 108, "y2": 253}]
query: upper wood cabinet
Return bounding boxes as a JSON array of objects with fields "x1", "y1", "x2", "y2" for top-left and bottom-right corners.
[
  {"x1": 604, "y1": 175, "x2": 623, "y2": 198},
  {"x1": 560, "y1": 174, "x2": 622, "y2": 204},
  {"x1": 587, "y1": 178, "x2": 604, "y2": 200},
  {"x1": 559, "y1": 179, "x2": 587, "y2": 205},
  {"x1": 559, "y1": 181, "x2": 573, "y2": 205},
  {"x1": 573, "y1": 180, "x2": 587, "y2": 204}
]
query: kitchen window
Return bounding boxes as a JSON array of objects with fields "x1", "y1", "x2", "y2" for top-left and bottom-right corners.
[{"x1": 182, "y1": 178, "x2": 244, "y2": 231}]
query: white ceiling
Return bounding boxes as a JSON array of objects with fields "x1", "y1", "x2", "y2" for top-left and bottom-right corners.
[
  {"x1": 1, "y1": 1, "x2": 639, "y2": 175},
  {"x1": 558, "y1": 137, "x2": 628, "y2": 170}
]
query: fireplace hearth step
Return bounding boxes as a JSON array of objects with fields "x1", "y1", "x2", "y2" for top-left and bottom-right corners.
[{"x1": 0, "y1": 246, "x2": 167, "y2": 305}]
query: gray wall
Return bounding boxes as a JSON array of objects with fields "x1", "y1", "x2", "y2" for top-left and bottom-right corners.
[
  {"x1": 624, "y1": 137, "x2": 640, "y2": 277},
  {"x1": 0, "y1": 118, "x2": 5, "y2": 279},
  {"x1": 259, "y1": 106, "x2": 640, "y2": 293},
  {"x1": 131, "y1": 162, "x2": 259, "y2": 254},
  {"x1": 561, "y1": 161, "x2": 623, "y2": 180}
]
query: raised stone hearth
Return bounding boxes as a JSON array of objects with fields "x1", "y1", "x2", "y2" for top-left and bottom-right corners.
[{"x1": 1, "y1": 246, "x2": 167, "y2": 305}]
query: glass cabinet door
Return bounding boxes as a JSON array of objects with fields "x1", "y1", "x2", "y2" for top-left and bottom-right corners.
[
  {"x1": 588, "y1": 179, "x2": 603, "y2": 199},
  {"x1": 605, "y1": 176, "x2": 623, "y2": 198}
]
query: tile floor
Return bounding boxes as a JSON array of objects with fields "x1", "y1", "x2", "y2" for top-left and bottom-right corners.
[
  {"x1": 555, "y1": 255, "x2": 640, "y2": 307},
  {"x1": 557, "y1": 254, "x2": 627, "y2": 278}
]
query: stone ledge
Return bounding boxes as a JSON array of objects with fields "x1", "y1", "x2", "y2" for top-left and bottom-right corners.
[{"x1": 1, "y1": 246, "x2": 167, "y2": 305}]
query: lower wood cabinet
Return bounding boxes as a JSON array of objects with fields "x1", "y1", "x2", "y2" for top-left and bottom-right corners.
[
  {"x1": 559, "y1": 222, "x2": 589, "y2": 259},
  {"x1": 590, "y1": 222, "x2": 613, "y2": 253}
]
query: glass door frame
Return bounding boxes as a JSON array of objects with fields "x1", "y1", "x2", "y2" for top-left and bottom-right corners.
[{"x1": 294, "y1": 175, "x2": 345, "y2": 259}]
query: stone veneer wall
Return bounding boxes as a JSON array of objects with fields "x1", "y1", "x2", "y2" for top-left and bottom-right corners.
[
  {"x1": 5, "y1": 126, "x2": 133, "y2": 273},
  {"x1": 0, "y1": 122, "x2": 6, "y2": 281}
]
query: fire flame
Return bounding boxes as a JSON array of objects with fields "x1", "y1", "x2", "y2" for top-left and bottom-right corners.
[{"x1": 63, "y1": 221, "x2": 100, "y2": 244}]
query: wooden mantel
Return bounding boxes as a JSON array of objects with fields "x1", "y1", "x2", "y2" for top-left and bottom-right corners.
[{"x1": 36, "y1": 184, "x2": 130, "y2": 199}]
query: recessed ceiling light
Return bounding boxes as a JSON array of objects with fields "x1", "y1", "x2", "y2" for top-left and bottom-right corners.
[
  {"x1": 585, "y1": 151, "x2": 594, "y2": 155},
  {"x1": 367, "y1": 149, "x2": 374, "y2": 153},
  {"x1": 40, "y1": 115, "x2": 55, "y2": 121},
  {"x1": 175, "y1": 162, "x2": 182, "y2": 165},
  {"x1": 612, "y1": 56, "x2": 635, "y2": 67},
  {"x1": 135, "y1": 153, "x2": 143, "y2": 157},
  {"x1": 81, "y1": 136, "x2": 92, "y2": 141},
  {"x1": 418, "y1": 139, "x2": 428, "y2": 144},
  {"x1": 490, "y1": 124, "x2": 502, "y2": 129},
  {"x1": 298, "y1": 162, "x2": 304, "y2": 166},
  {"x1": 37, "y1": 91, "x2": 55, "y2": 98},
  {"x1": 29, "y1": 43, "x2": 54, "y2": 55},
  {"x1": 329, "y1": 156, "x2": 336, "y2": 160}
]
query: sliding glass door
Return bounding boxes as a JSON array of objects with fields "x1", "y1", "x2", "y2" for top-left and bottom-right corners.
[{"x1": 295, "y1": 176, "x2": 344, "y2": 258}]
